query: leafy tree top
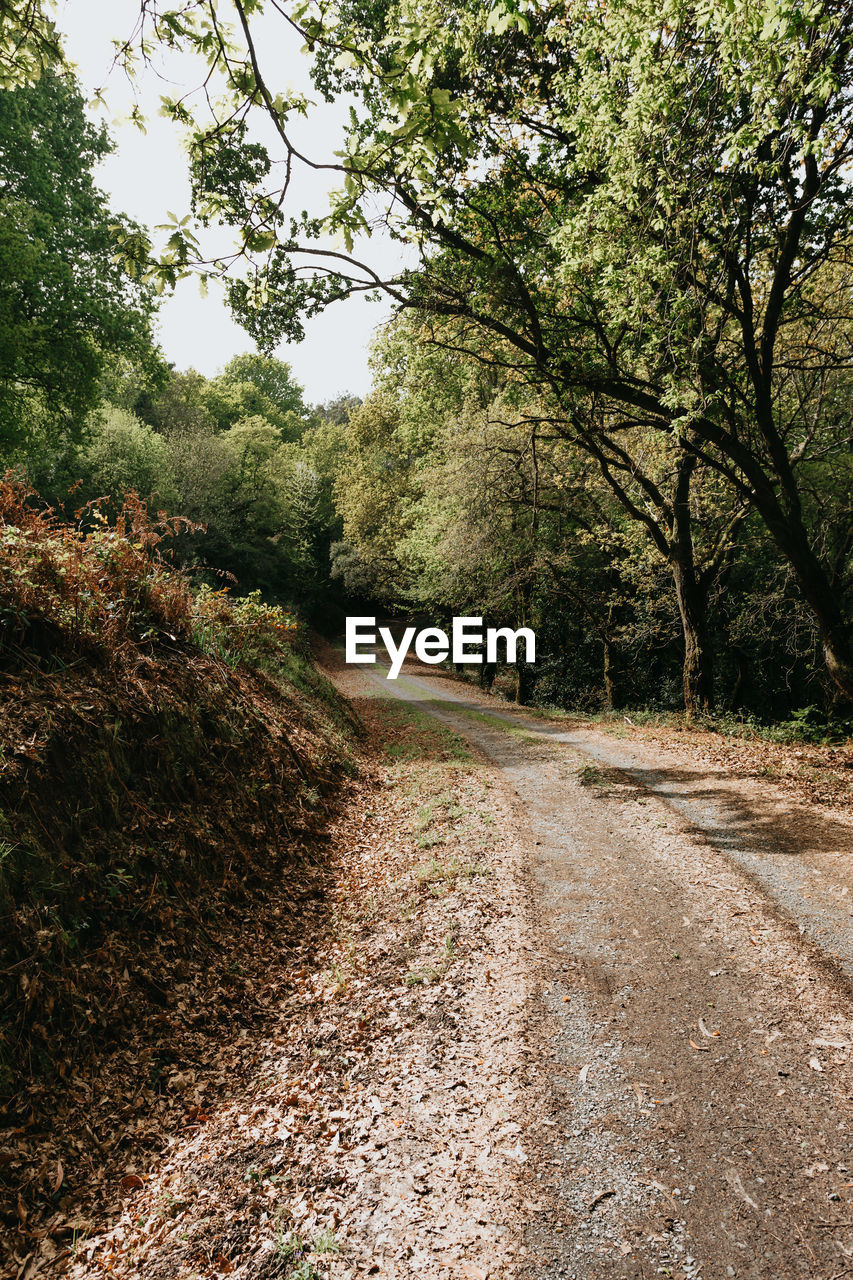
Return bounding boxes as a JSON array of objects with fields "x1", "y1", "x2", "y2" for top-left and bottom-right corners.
[
  {"x1": 109, "y1": 0, "x2": 853, "y2": 693},
  {"x1": 0, "y1": 63, "x2": 157, "y2": 447}
]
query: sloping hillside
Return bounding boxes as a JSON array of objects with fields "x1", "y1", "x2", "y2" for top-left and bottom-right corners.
[{"x1": 0, "y1": 475, "x2": 355, "y2": 1169}]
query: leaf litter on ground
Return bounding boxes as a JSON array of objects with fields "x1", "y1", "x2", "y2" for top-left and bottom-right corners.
[{"x1": 3, "y1": 667, "x2": 540, "y2": 1279}]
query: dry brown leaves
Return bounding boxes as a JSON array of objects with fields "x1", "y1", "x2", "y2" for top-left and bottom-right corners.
[
  {"x1": 2, "y1": 669, "x2": 538, "y2": 1280},
  {"x1": 627, "y1": 723, "x2": 853, "y2": 810}
]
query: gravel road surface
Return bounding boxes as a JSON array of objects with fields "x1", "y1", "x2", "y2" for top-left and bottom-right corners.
[{"x1": 358, "y1": 654, "x2": 853, "y2": 1280}]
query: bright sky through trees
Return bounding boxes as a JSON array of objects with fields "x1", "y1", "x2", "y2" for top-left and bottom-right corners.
[{"x1": 54, "y1": 0, "x2": 390, "y2": 400}]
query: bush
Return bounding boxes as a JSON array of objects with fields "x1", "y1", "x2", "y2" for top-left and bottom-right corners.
[
  {"x1": 0, "y1": 472, "x2": 199, "y2": 665},
  {"x1": 193, "y1": 584, "x2": 297, "y2": 667},
  {"x1": 0, "y1": 472, "x2": 300, "y2": 673}
]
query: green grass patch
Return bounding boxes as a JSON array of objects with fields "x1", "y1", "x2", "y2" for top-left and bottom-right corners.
[
  {"x1": 414, "y1": 854, "x2": 490, "y2": 886},
  {"x1": 374, "y1": 699, "x2": 472, "y2": 763},
  {"x1": 576, "y1": 762, "x2": 605, "y2": 787},
  {"x1": 416, "y1": 831, "x2": 446, "y2": 849}
]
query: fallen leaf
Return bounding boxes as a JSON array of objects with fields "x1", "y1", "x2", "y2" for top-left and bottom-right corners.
[
  {"x1": 724, "y1": 1168, "x2": 759, "y2": 1210},
  {"x1": 120, "y1": 1174, "x2": 144, "y2": 1191},
  {"x1": 809, "y1": 1057, "x2": 824, "y2": 1072},
  {"x1": 689, "y1": 1039, "x2": 710, "y2": 1052},
  {"x1": 579, "y1": 1063, "x2": 590, "y2": 1084},
  {"x1": 588, "y1": 1188, "x2": 616, "y2": 1213}
]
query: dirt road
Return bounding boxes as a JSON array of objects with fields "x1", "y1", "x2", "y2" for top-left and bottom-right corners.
[
  {"x1": 345, "y1": 651, "x2": 853, "y2": 1280},
  {"x1": 34, "y1": 647, "x2": 852, "y2": 1280}
]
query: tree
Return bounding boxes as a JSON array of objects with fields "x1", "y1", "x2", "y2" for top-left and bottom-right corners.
[
  {"x1": 126, "y1": 361, "x2": 344, "y2": 607},
  {"x1": 0, "y1": 1, "x2": 62, "y2": 90},
  {"x1": 0, "y1": 65, "x2": 156, "y2": 450},
  {"x1": 80, "y1": 407, "x2": 178, "y2": 510},
  {"x1": 220, "y1": 353, "x2": 308, "y2": 421},
  {"x1": 333, "y1": 393, "x2": 416, "y2": 598},
  {"x1": 131, "y1": 0, "x2": 853, "y2": 706},
  {"x1": 336, "y1": 320, "x2": 686, "y2": 707},
  {"x1": 146, "y1": 370, "x2": 216, "y2": 438},
  {"x1": 203, "y1": 355, "x2": 310, "y2": 440}
]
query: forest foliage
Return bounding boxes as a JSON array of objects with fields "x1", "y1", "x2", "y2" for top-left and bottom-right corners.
[
  {"x1": 1, "y1": 2, "x2": 852, "y2": 726},
  {"x1": 93, "y1": 0, "x2": 853, "y2": 720}
]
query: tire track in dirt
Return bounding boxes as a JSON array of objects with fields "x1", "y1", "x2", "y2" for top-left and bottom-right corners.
[
  {"x1": 355, "y1": 655, "x2": 853, "y2": 1280},
  {"x1": 367, "y1": 662, "x2": 853, "y2": 988}
]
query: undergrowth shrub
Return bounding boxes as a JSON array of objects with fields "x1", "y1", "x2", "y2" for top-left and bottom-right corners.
[
  {"x1": 0, "y1": 471, "x2": 300, "y2": 672},
  {"x1": 0, "y1": 471, "x2": 199, "y2": 665},
  {"x1": 193, "y1": 584, "x2": 297, "y2": 668}
]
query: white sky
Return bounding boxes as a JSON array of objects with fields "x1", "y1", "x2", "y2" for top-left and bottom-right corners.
[{"x1": 55, "y1": 0, "x2": 396, "y2": 404}]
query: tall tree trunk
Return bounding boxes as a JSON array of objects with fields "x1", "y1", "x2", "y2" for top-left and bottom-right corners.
[
  {"x1": 516, "y1": 658, "x2": 535, "y2": 705},
  {"x1": 602, "y1": 602, "x2": 621, "y2": 710},
  {"x1": 480, "y1": 661, "x2": 497, "y2": 690},
  {"x1": 670, "y1": 453, "x2": 714, "y2": 716},
  {"x1": 717, "y1": 386, "x2": 853, "y2": 700},
  {"x1": 760, "y1": 509, "x2": 853, "y2": 702},
  {"x1": 514, "y1": 563, "x2": 536, "y2": 706},
  {"x1": 671, "y1": 558, "x2": 713, "y2": 715},
  {"x1": 602, "y1": 635, "x2": 617, "y2": 710}
]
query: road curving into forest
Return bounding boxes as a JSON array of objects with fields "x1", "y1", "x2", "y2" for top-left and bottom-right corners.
[{"x1": 342, "y1": 647, "x2": 853, "y2": 1280}]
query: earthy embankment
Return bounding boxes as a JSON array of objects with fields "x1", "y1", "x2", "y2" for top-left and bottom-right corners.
[
  {"x1": 0, "y1": 637, "x2": 356, "y2": 1279},
  {"x1": 3, "y1": 629, "x2": 852, "y2": 1280},
  {"x1": 0, "y1": 482, "x2": 358, "y2": 1278}
]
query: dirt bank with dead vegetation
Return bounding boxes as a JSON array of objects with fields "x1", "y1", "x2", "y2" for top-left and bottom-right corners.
[{"x1": 0, "y1": 478, "x2": 355, "y2": 1274}]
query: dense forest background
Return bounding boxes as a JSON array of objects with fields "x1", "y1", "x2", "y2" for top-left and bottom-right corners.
[
  {"x1": 5, "y1": 8, "x2": 853, "y2": 1273},
  {"x1": 2, "y1": 2, "x2": 853, "y2": 732}
]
